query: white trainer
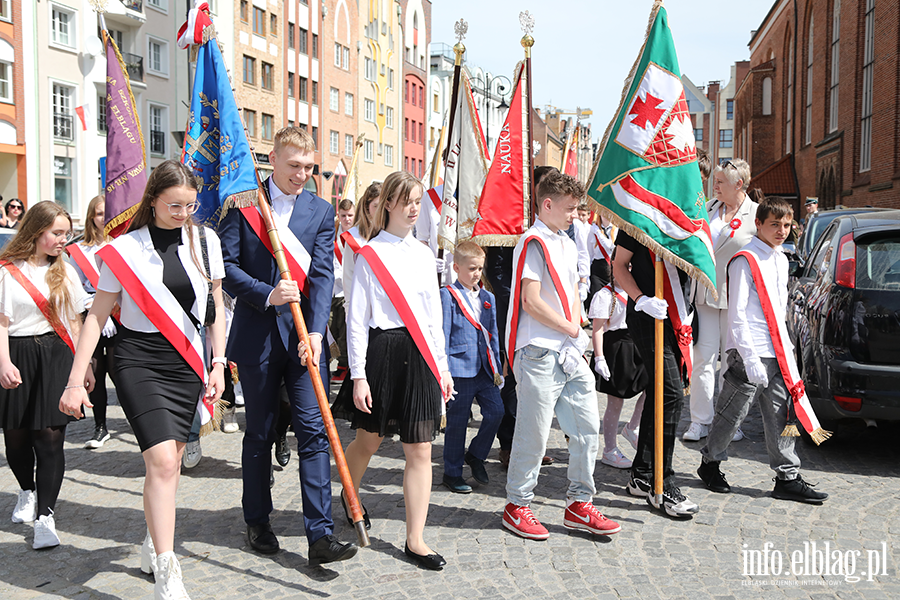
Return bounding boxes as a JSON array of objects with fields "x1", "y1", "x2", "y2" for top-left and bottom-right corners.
[
  {"x1": 33, "y1": 511, "x2": 60, "y2": 549},
  {"x1": 141, "y1": 530, "x2": 157, "y2": 575},
  {"x1": 233, "y1": 381, "x2": 245, "y2": 407},
  {"x1": 732, "y1": 427, "x2": 745, "y2": 442},
  {"x1": 221, "y1": 406, "x2": 239, "y2": 434},
  {"x1": 621, "y1": 424, "x2": 639, "y2": 450},
  {"x1": 682, "y1": 422, "x2": 709, "y2": 442},
  {"x1": 600, "y1": 448, "x2": 633, "y2": 469},
  {"x1": 11, "y1": 489, "x2": 36, "y2": 523},
  {"x1": 154, "y1": 552, "x2": 191, "y2": 600},
  {"x1": 182, "y1": 441, "x2": 202, "y2": 469}
]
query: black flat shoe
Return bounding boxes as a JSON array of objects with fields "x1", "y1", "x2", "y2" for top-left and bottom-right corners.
[
  {"x1": 340, "y1": 490, "x2": 371, "y2": 530},
  {"x1": 404, "y1": 543, "x2": 446, "y2": 571},
  {"x1": 442, "y1": 474, "x2": 473, "y2": 494},
  {"x1": 308, "y1": 534, "x2": 358, "y2": 566},
  {"x1": 465, "y1": 452, "x2": 489, "y2": 485},
  {"x1": 275, "y1": 432, "x2": 290, "y2": 467},
  {"x1": 247, "y1": 522, "x2": 280, "y2": 554}
]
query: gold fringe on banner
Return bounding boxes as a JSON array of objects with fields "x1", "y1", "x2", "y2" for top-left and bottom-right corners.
[
  {"x1": 104, "y1": 203, "x2": 140, "y2": 237},
  {"x1": 808, "y1": 427, "x2": 832, "y2": 446},
  {"x1": 198, "y1": 398, "x2": 230, "y2": 437},
  {"x1": 780, "y1": 424, "x2": 800, "y2": 437}
]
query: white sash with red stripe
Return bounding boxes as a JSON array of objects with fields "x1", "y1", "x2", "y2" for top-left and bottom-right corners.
[
  {"x1": 445, "y1": 284, "x2": 501, "y2": 385},
  {"x1": 333, "y1": 239, "x2": 343, "y2": 264},
  {"x1": 592, "y1": 230, "x2": 612, "y2": 263},
  {"x1": 732, "y1": 248, "x2": 830, "y2": 443},
  {"x1": 67, "y1": 243, "x2": 100, "y2": 289},
  {"x1": 239, "y1": 206, "x2": 312, "y2": 297},
  {"x1": 340, "y1": 229, "x2": 363, "y2": 255},
  {"x1": 649, "y1": 250, "x2": 694, "y2": 378},
  {"x1": 0, "y1": 261, "x2": 76, "y2": 353}
]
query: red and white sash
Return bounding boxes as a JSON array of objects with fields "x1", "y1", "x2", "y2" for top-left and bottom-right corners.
[
  {"x1": 357, "y1": 245, "x2": 441, "y2": 385},
  {"x1": 731, "y1": 249, "x2": 829, "y2": 441},
  {"x1": 333, "y1": 239, "x2": 343, "y2": 264},
  {"x1": 340, "y1": 229, "x2": 363, "y2": 255},
  {"x1": 649, "y1": 251, "x2": 694, "y2": 378},
  {"x1": 66, "y1": 243, "x2": 100, "y2": 289},
  {"x1": 0, "y1": 262, "x2": 75, "y2": 353},
  {"x1": 97, "y1": 242, "x2": 215, "y2": 427},
  {"x1": 445, "y1": 284, "x2": 501, "y2": 385},
  {"x1": 239, "y1": 206, "x2": 312, "y2": 297},
  {"x1": 593, "y1": 231, "x2": 612, "y2": 263},
  {"x1": 604, "y1": 284, "x2": 627, "y2": 308},
  {"x1": 506, "y1": 234, "x2": 573, "y2": 368}
]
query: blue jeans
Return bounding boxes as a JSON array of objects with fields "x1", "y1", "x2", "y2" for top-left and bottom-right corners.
[{"x1": 506, "y1": 344, "x2": 599, "y2": 506}]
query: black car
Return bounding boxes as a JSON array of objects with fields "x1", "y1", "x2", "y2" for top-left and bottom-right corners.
[
  {"x1": 796, "y1": 206, "x2": 891, "y2": 262},
  {"x1": 787, "y1": 210, "x2": 900, "y2": 436}
]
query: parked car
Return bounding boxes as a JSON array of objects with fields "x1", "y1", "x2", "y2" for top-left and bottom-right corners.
[
  {"x1": 0, "y1": 228, "x2": 15, "y2": 250},
  {"x1": 787, "y1": 210, "x2": 900, "y2": 438},
  {"x1": 797, "y1": 206, "x2": 891, "y2": 262}
]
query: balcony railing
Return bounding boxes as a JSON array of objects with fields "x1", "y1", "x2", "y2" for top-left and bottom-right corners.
[
  {"x1": 122, "y1": 0, "x2": 143, "y2": 12},
  {"x1": 122, "y1": 52, "x2": 144, "y2": 83},
  {"x1": 53, "y1": 113, "x2": 74, "y2": 142},
  {"x1": 150, "y1": 130, "x2": 166, "y2": 155}
]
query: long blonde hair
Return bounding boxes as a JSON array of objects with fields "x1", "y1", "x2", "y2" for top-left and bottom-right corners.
[
  {"x1": 369, "y1": 172, "x2": 423, "y2": 240},
  {"x1": 82, "y1": 195, "x2": 108, "y2": 247},
  {"x1": 355, "y1": 182, "x2": 382, "y2": 240},
  {"x1": 0, "y1": 201, "x2": 76, "y2": 327}
]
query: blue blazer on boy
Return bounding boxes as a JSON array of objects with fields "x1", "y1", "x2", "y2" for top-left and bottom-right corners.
[{"x1": 440, "y1": 281, "x2": 501, "y2": 379}]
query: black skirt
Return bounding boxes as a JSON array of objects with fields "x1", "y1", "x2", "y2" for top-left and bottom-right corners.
[
  {"x1": 0, "y1": 333, "x2": 72, "y2": 430},
  {"x1": 332, "y1": 327, "x2": 442, "y2": 443},
  {"x1": 112, "y1": 326, "x2": 203, "y2": 452},
  {"x1": 595, "y1": 328, "x2": 649, "y2": 398}
]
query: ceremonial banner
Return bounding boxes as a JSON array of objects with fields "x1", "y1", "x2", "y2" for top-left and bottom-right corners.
[
  {"x1": 437, "y1": 73, "x2": 490, "y2": 252},
  {"x1": 470, "y1": 62, "x2": 529, "y2": 247},
  {"x1": 103, "y1": 34, "x2": 147, "y2": 237},
  {"x1": 587, "y1": 1, "x2": 715, "y2": 297},
  {"x1": 562, "y1": 125, "x2": 579, "y2": 178},
  {"x1": 180, "y1": 2, "x2": 258, "y2": 226}
]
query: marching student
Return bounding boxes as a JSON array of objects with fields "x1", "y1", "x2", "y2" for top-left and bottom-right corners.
[
  {"x1": 439, "y1": 241, "x2": 503, "y2": 493},
  {"x1": 66, "y1": 195, "x2": 119, "y2": 449},
  {"x1": 60, "y1": 161, "x2": 227, "y2": 599},
  {"x1": 0, "y1": 201, "x2": 89, "y2": 549},
  {"x1": 588, "y1": 214, "x2": 615, "y2": 298},
  {"x1": 340, "y1": 182, "x2": 381, "y2": 311},
  {"x1": 588, "y1": 267, "x2": 647, "y2": 469},
  {"x1": 330, "y1": 199, "x2": 355, "y2": 381},
  {"x1": 502, "y1": 171, "x2": 620, "y2": 541},
  {"x1": 327, "y1": 170, "x2": 454, "y2": 570},
  {"x1": 697, "y1": 196, "x2": 828, "y2": 503}
]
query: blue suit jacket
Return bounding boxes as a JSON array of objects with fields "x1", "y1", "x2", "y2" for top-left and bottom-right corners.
[
  {"x1": 440, "y1": 282, "x2": 501, "y2": 379},
  {"x1": 219, "y1": 178, "x2": 335, "y2": 365}
]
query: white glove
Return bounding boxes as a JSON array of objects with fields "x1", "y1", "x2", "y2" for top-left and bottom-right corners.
[
  {"x1": 593, "y1": 356, "x2": 610, "y2": 380},
  {"x1": 744, "y1": 357, "x2": 769, "y2": 387},
  {"x1": 435, "y1": 256, "x2": 446, "y2": 273},
  {"x1": 558, "y1": 347, "x2": 581, "y2": 375},
  {"x1": 635, "y1": 295, "x2": 668, "y2": 320},
  {"x1": 101, "y1": 318, "x2": 117, "y2": 338},
  {"x1": 579, "y1": 281, "x2": 589, "y2": 302}
]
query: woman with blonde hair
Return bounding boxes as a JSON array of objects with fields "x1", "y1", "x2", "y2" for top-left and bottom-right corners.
[
  {"x1": 339, "y1": 182, "x2": 382, "y2": 309},
  {"x1": 0, "y1": 201, "x2": 89, "y2": 549},
  {"x1": 60, "y1": 160, "x2": 226, "y2": 600}
]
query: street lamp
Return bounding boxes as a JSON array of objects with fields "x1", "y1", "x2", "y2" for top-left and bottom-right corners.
[{"x1": 470, "y1": 71, "x2": 512, "y2": 154}]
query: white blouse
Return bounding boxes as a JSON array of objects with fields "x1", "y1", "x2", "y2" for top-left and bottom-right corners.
[
  {"x1": 587, "y1": 285, "x2": 628, "y2": 332},
  {"x1": 0, "y1": 260, "x2": 88, "y2": 336},
  {"x1": 347, "y1": 229, "x2": 448, "y2": 379}
]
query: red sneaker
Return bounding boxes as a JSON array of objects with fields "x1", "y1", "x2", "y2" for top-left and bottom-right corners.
[
  {"x1": 563, "y1": 501, "x2": 621, "y2": 535},
  {"x1": 502, "y1": 503, "x2": 549, "y2": 540}
]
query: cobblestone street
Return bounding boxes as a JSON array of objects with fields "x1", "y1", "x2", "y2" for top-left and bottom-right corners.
[{"x1": 1, "y1": 383, "x2": 898, "y2": 599}]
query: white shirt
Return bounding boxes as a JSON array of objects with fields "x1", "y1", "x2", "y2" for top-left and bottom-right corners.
[
  {"x1": 347, "y1": 229, "x2": 448, "y2": 379},
  {"x1": 514, "y1": 220, "x2": 579, "y2": 353},
  {"x1": 587, "y1": 284, "x2": 628, "y2": 332},
  {"x1": 589, "y1": 223, "x2": 615, "y2": 262},
  {"x1": 708, "y1": 209, "x2": 726, "y2": 248},
  {"x1": 340, "y1": 225, "x2": 366, "y2": 310},
  {"x1": 572, "y1": 218, "x2": 591, "y2": 279},
  {"x1": 97, "y1": 226, "x2": 225, "y2": 333},
  {"x1": 0, "y1": 260, "x2": 88, "y2": 337},
  {"x1": 726, "y1": 236, "x2": 788, "y2": 361},
  {"x1": 70, "y1": 242, "x2": 104, "y2": 294},
  {"x1": 333, "y1": 226, "x2": 350, "y2": 298},
  {"x1": 268, "y1": 177, "x2": 296, "y2": 231},
  {"x1": 461, "y1": 284, "x2": 483, "y2": 323}
]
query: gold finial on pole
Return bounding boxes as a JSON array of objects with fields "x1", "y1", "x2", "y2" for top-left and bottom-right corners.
[
  {"x1": 519, "y1": 11, "x2": 535, "y2": 57},
  {"x1": 453, "y1": 19, "x2": 468, "y2": 66}
]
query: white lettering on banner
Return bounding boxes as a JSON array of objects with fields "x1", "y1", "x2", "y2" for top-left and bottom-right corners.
[{"x1": 498, "y1": 124, "x2": 512, "y2": 174}]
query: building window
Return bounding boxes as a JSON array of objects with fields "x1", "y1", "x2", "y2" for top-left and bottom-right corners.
[
  {"x1": 147, "y1": 0, "x2": 167, "y2": 11},
  {"x1": 364, "y1": 57, "x2": 375, "y2": 81},
  {"x1": 311, "y1": 126, "x2": 318, "y2": 146},
  {"x1": 384, "y1": 144, "x2": 393, "y2": 167},
  {"x1": 334, "y1": 43, "x2": 341, "y2": 67},
  {"x1": 0, "y1": 0, "x2": 11, "y2": 22},
  {"x1": 726, "y1": 99, "x2": 734, "y2": 121},
  {"x1": 245, "y1": 109, "x2": 256, "y2": 138},
  {"x1": 97, "y1": 93, "x2": 107, "y2": 133},
  {"x1": 405, "y1": 81, "x2": 409, "y2": 103},
  {"x1": 719, "y1": 129, "x2": 733, "y2": 148},
  {"x1": 330, "y1": 87, "x2": 339, "y2": 112},
  {"x1": 240, "y1": 0, "x2": 248, "y2": 22},
  {"x1": 243, "y1": 55, "x2": 256, "y2": 85},
  {"x1": 51, "y1": 5, "x2": 75, "y2": 48},
  {"x1": 149, "y1": 105, "x2": 166, "y2": 155},
  {"x1": 330, "y1": 130, "x2": 339, "y2": 154},
  {"x1": 345, "y1": 93, "x2": 353, "y2": 116},
  {"x1": 829, "y1": 0, "x2": 840, "y2": 133},
  {"x1": 52, "y1": 83, "x2": 74, "y2": 142},
  {"x1": 287, "y1": 73, "x2": 294, "y2": 97},
  {"x1": 785, "y1": 39, "x2": 793, "y2": 153},
  {"x1": 419, "y1": 123, "x2": 424, "y2": 145},
  {"x1": 299, "y1": 76, "x2": 307, "y2": 101},
  {"x1": 261, "y1": 113, "x2": 273, "y2": 140},
  {"x1": 53, "y1": 156, "x2": 73, "y2": 211},
  {"x1": 0, "y1": 61, "x2": 11, "y2": 103},
  {"x1": 388, "y1": 68, "x2": 394, "y2": 89},
  {"x1": 364, "y1": 139, "x2": 374, "y2": 162},
  {"x1": 694, "y1": 128, "x2": 703, "y2": 142},
  {"x1": 311, "y1": 81, "x2": 318, "y2": 106},
  {"x1": 312, "y1": 34, "x2": 318, "y2": 58},
  {"x1": 342, "y1": 47, "x2": 349, "y2": 70},
  {"x1": 148, "y1": 37, "x2": 168, "y2": 76},
  {"x1": 298, "y1": 27, "x2": 308, "y2": 54},
  {"x1": 404, "y1": 118, "x2": 409, "y2": 141},
  {"x1": 345, "y1": 134, "x2": 353, "y2": 156},
  {"x1": 433, "y1": 92, "x2": 439, "y2": 113},
  {"x1": 762, "y1": 77, "x2": 773, "y2": 115},
  {"x1": 805, "y1": 15, "x2": 814, "y2": 146},
  {"x1": 253, "y1": 7, "x2": 266, "y2": 36},
  {"x1": 270, "y1": 14, "x2": 277, "y2": 37},
  {"x1": 261, "y1": 62, "x2": 274, "y2": 90},
  {"x1": 860, "y1": 0, "x2": 874, "y2": 172},
  {"x1": 288, "y1": 23, "x2": 294, "y2": 48},
  {"x1": 365, "y1": 99, "x2": 375, "y2": 122},
  {"x1": 386, "y1": 106, "x2": 394, "y2": 128}
]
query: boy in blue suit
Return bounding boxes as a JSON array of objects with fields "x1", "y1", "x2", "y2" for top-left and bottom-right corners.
[
  {"x1": 219, "y1": 127, "x2": 357, "y2": 565},
  {"x1": 439, "y1": 241, "x2": 504, "y2": 493}
]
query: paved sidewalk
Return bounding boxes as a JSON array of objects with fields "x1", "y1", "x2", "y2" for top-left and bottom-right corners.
[{"x1": 0, "y1": 382, "x2": 898, "y2": 599}]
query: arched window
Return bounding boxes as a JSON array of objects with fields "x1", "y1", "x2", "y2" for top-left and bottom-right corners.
[
  {"x1": 829, "y1": 0, "x2": 840, "y2": 133},
  {"x1": 785, "y1": 33, "x2": 793, "y2": 153},
  {"x1": 805, "y1": 15, "x2": 814, "y2": 146},
  {"x1": 762, "y1": 77, "x2": 773, "y2": 115}
]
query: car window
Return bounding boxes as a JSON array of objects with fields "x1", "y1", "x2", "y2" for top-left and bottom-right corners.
[
  {"x1": 804, "y1": 223, "x2": 838, "y2": 280},
  {"x1": 857, "y1": 235, "x2": 900, "y2": 290}
]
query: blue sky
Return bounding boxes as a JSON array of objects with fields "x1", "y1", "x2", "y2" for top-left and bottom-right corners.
[{"x1": 431, "y1": 1, "x2": 774, "y2": 141}]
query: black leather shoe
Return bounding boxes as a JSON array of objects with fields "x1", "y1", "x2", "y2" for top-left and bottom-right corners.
[
  {"x1": 269, "y1": 464, "x2": 275, "y2": 488},
  {"x1": 275, "y1": 433, "x2": 291, "y2": 467},
  {"x1": 340, "y1": 490, "x2": 371, "y2": 530},
  {"x1": 308, "y1": 534, "x2": 358, "y2": 566},
  {"x1": 442, "y1": 474, "x2": 472, "y2": 494},
  {"x1": 697, "y1": 460, "x2": 731, "y2": 493},
  {"x1": 404, "y1": 543, "x2": 446, "y2": 570},
  {"x1": 247, "y1": 522, "x2": 280, "y2": 554},
  {"x1": 465, "y1": 452, "x2": 489, "y2": 485}
]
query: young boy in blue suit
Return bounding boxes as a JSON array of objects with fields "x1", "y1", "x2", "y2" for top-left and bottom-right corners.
[{"x1": 439, "y1": 241, "x2": 504, "y2": 493}]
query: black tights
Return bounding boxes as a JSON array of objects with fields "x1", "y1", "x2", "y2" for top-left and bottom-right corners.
[
  {"x1": 3, "y1": 426, "x2": 66, "y2": 517},
  {"x1": 90, "y1": 338, "x2": 115, "y2": 427}
]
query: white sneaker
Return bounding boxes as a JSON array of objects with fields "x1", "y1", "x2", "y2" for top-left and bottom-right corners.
[
  {"x1": 682, "y1": 422, "x2": 709, "y2": 442},
  {"x1": 648, "y1": 486, "x2": 700, "y2": 517},
  {"x1": 732, "y1": 427, "x2": 745, "y2": 442},
  {"x1": 33, "y1": 512, "x2": 60, "y2": 549},
  {"x1": 233, "y1": 382, "x2": 245, "y2": 407},
  {"x1": 154, "y1": 551, "x2": 191, "y2": 600},
  {"x1": 221, "y1": 406, "x2": 239, "y2": 434},
  {"x1": 141, "y1": 530, "x2": 157, "y2": 575},
  {"x1": 621, "y1": 424, "x2": 639, "y2": 450},
  {"x1": 182, "y1": 441, "x2": 202, "y2": 469},
  {"x1": 600, "y1": 448, "x2": 633, "y2": 469},
  {"x1": 11, "y1": 489, "x2": 36, "y2": 523}
]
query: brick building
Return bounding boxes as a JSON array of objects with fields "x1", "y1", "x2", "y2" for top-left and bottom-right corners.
[
  {"x1": 0, "y1": 0, "x2": 26, "y2": 204},
  {"x1": 400, "y1": 0, "x2": 429, "y2": 180},
  {"x1": 736, "y1": 0, "x2": 900, "y2": 211}
]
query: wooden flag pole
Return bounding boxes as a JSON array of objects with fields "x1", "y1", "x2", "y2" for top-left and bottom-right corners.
[
  {"x1": 653, "y1": 255, "x2": 664, "y2": 502},
  {"x1": 520, "y1": 12, "x2": 536, "y2": 225}
]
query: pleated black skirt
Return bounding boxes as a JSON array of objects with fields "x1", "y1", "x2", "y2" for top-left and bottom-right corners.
[
  {"x1": 113, "y1": 326, "x2": 203, "y2": 452},
  {"x1": 332, "y1": 327, "x2": 442, "y2": 443},
  {"x1": 0, "y1": 333, "x2": 72, "y2": 430},
  {"x1": 595, "y1": 328, "x2": 649, "y2": 398}
]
